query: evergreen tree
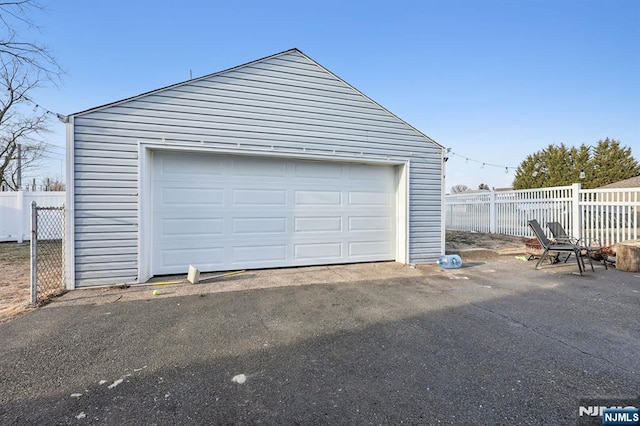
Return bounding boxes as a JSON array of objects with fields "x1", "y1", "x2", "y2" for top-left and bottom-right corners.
[
  {"x1": 568, "y1": 144, "x2": 591, "y2": 183},
  {"x1": 512, "y1": 139, "x2": 639, "y2": 189},
  {"x1": 590, "y1": 138, "x2": 640, "y2": 187}
]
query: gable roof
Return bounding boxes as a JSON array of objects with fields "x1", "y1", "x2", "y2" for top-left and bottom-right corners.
[
  {"x1": 600, "y1": 175, "x2": 640, "y2": 188},
  {"x1": 67, "y1": 48, "x2": 443, "y2": 149}
]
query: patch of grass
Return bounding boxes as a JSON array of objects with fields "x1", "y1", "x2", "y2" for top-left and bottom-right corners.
[
  {"x1": 0, "y1": 240, "x2": 63, "y2": 264},
  {"x1": 0, "y1": 242, "x2": 30, "y2": 264}
]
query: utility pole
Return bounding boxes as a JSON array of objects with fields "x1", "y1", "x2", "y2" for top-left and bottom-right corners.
[{"x1": 17, "y1": 144, "x2": 22, "y2": 190}]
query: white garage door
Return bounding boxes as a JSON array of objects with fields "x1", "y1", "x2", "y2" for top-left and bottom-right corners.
[{"x1": 151, "y1": 151, "x2": 396, "y2": 276}]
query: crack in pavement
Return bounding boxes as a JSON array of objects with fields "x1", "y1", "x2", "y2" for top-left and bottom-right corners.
[{"x1": 468, "y1": 302, "x2": 634, "y2": 374}]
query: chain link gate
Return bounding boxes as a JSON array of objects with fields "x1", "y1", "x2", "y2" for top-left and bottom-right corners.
[{"x1": 30, "y1": 202, "x2": 66, "y2": 304}]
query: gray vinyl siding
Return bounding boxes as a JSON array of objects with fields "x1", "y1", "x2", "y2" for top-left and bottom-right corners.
[{"x1": 72, "y1": 49, "x2": 444, "y2": 287}]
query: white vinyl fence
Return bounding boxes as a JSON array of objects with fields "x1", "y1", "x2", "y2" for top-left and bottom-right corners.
[
  {"x1": 445, "y1": 183, "x2": 639, "y2": 246},
  {"x1": 0, "y1": 191, "x2": 66, "y2": 242}
]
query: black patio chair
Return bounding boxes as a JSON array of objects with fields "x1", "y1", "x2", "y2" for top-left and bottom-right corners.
[
  {"x1": 546, "y1": 221, "x2": 599, "y2": 271},
  {"x1": 527, "y1": 219, "x2": 585, "y2": 275}
]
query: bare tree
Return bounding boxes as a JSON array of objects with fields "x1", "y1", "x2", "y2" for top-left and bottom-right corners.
[
  {"x1": 40, "y1": 176, "x2": 64, "y2": 191},
  {"x1": 0, "y1": 59, "x2": 49, "y2": 189},
  {"x1": 450, "y1": 185, "x2": 470, "y2": 194},
  {"x1": 0, "y1": 1, "x2": 61, "y2": 79},
  {"x1": 0, "y1": 0, "x2": 61, "y2": 190}
]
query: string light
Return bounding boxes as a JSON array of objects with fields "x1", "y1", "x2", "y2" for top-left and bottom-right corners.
[
  {"x1": 22, "y1": 96, "x2": 64, "y2": 120},
  {"x1": 447, "y1": 149, "x2": 518, "y2": 173}
]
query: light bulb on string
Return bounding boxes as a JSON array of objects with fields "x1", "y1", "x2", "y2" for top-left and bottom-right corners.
[{"x1": 450, "y1": 149, "x2": 517, "y2": 175}]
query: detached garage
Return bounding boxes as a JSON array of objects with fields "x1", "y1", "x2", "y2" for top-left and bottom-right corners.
[{"x1": 64, "y1": 48, "x2": 445, "y2": 288}]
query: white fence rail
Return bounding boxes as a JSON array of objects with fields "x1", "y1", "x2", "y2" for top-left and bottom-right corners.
[
  {"x1": 0, "y1": 191, "x2": 65, "y2": 242},
  {"x1": 445, "y1": 183, "x2": 639, "y2": 246}
]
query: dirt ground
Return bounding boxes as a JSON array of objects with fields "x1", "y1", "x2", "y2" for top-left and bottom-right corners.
[
  {"x1": 0, "y1": 232, "x2": 529, "y2": 323},
  {"x1": 0, "y1": 242, "x2": 32, "y2": 322},
  {"x1": 445, "y1": 230, "x2": 529, "y2": 254}
]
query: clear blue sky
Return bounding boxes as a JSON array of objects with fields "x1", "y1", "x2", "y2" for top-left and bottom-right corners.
[{"x1": 25, "y1": 0, "x2": 640, "y2": 190}]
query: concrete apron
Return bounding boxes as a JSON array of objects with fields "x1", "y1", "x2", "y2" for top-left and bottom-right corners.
[{"x1": 48, "y1": 254, "x2": 608, "y2": 308}]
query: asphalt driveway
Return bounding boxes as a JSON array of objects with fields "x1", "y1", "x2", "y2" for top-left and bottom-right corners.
[{"x1": 1, "y1": 258, "x2": 638, "y2": 425}]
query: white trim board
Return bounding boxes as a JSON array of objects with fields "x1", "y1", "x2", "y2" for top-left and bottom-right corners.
[{"x1": 65, "y1": 117, "x2": 76, "y2": 290}]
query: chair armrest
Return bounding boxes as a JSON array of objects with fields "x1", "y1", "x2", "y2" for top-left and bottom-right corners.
[
  {"x1": 554, "y1": 236, "x2": 581, "y2": 246},
  {"x1": 585, "y1": 239, "x2": 603, "y2": 249}
]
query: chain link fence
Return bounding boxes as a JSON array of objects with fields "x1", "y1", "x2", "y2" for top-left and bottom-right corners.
[{"x1": 30, "y1": 202, "x2": 65, "y2": 304}]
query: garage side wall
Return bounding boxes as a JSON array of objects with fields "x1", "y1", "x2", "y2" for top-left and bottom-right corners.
[{"x1": 72, "y1": 50, "x2": 443, "y2": 287}]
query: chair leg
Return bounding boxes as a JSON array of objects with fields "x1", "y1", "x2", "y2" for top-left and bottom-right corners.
[
  {"x1": 535, "y1": 249, "x2": 548, "y2": 270},
  {"x1": 578, "y1": 247, "x2": 595, "y2": 272},
  {"x1": 578, "y1": 250, "x2": 585, "y2": 270},
  {"x1": 574, "y1": 249, "x2": 583, "y2": 275},
  {"x1": 585, "y1": 250, "x2": 595, "y2": 272}
]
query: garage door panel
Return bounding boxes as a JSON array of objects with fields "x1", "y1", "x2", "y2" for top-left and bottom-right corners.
[
  {"x1": 292, "y1": 206, "x2": 348, "y2": 214},
  {"x1": 159, "y1": 187, "x2": 224, "y2": 206},
  {"x1": 232, "y1": 217, "x2": 287, "y2": 234},
  {"x1": 232, "y1": 244, "x2": 287, "y2": 263},
  {"x1": 294, "y1": 242, "x2": 342, "y2": 259},
  {"x1": 162, "y1": 217, "x2": 224, "y2": 237},
  {"x1": 348, "y1": 216, "x2": 391, "y2": 231},
  {"x1": 159, "y1": 153, "x2": 224, "y2": 177},
  {"x1": 348, "y1": 191, "x2": 393, "y2": 206},
  {"x1": 294, "y1": 190, "x2": 342, "y2": 205},
  {"x1": 159, "y1": 246, "x2": 226, "y2": 270},
  {"x1": 232, "y1": 157, "x2": 287, "y2": 177},
  {"x1": 152, "y1": 151, "x2": 396, "y2": 275},
  {"x1": 294, "y1": 216, "x2": 342, "y2": 232},
  {"x1": 295, "y1": 162, "x2": 343, "y2": 178},
  {"x1": 233, "y1": 189, "x2": 287, "y2": 205},
  {"x1": 349, "y1": 241, "x2": 393, "y2": 257},
  {"x1": 348, "y1": 164, "x2": 392, "y2": 180}
]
